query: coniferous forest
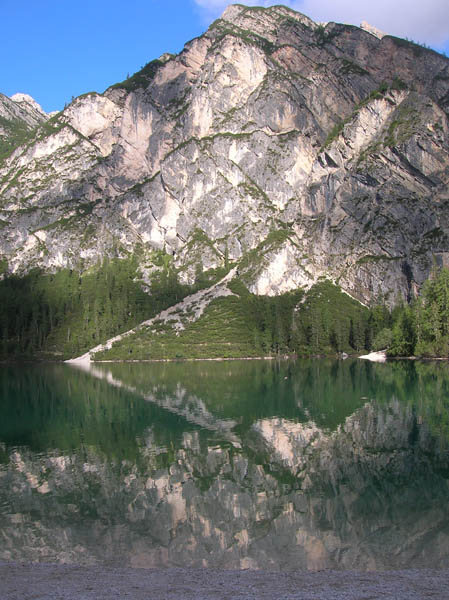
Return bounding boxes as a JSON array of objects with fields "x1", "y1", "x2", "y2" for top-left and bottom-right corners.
[
  {"x1": 0, "y1": 256, "x2": 193, "y2": 359},
  {"x1": 1, "y1": 255, "x2": 449, "y2": 361}
]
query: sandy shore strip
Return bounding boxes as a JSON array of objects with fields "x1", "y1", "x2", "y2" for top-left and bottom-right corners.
[{"x1": 1, "y1": 563, "x2": 448, "y2": 599}]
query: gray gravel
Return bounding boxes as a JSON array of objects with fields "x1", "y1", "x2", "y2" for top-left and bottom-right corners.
[{"x1": 1, "y1": 563, "x2": 448, "y2": 599}]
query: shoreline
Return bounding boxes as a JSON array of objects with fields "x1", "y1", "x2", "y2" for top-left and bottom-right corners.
[
  {"x1": 90, "y1": 355, "x2": 278, "y2": 363},
  {"x1": 1, "y1": 562, "x2": 448, "y2": 599},
  {"x1": 3, "y1": 353, "x2": 449, "y2": 366}
]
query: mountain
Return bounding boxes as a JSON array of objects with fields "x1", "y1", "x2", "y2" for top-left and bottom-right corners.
[{"x1": 1, "y1": 4, "x2": 448, "y2": 360}]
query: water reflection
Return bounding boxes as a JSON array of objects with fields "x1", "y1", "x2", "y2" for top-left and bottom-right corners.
[{"x1": 1, "y1": 359, "x2": 449, "y2": 570}]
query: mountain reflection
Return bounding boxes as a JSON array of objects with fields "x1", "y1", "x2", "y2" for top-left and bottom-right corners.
[{"x1": 1, "y1": 359, "x2": 449, "y2": 570}]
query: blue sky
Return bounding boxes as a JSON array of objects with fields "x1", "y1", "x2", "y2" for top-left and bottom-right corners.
[{"x1": 2, "y1": 0, "x2": 448, "y2": 113}]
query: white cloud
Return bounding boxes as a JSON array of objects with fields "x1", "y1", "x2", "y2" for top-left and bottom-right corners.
[{"x1": 193, "y1": 0, "x2": 449, "y2": 48}]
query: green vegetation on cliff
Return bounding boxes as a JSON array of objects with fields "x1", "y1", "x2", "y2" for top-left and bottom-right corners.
[
  {"x1": 0, "y1": 116, "x2": 33, "y2": 162},
  {"x1": 110, "y1": 58, "x2": 164, "y2": 92},
  {"x1": 94, "y1": 284, "x2": 305, "y2": 360},
  {"x1": 94, "y1": 269, "x2": 449, "y2": 361}
]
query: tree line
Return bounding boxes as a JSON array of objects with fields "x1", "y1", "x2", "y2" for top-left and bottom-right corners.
[{"x1": 384, "y1": 266, "x2": 449, "y2": 358}]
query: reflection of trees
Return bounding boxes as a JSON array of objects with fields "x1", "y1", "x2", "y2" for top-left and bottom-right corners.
[{"x1": 0, "y1": 364, "x2": 194, "y2": 460}]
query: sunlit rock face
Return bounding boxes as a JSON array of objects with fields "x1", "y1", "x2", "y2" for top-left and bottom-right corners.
[
  {"x1": 1, "y1": 4, "x2": 449, "y2": 303},
  {"x1": 1, "y1": 361, "x2": 449, "y2": 571}
]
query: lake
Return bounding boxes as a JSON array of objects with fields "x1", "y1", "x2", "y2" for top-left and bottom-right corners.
[{"x1": 1, "y1": 358, "x2": 449, "y2": 570}]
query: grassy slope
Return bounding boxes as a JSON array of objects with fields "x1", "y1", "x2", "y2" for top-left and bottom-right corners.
[
  {"x1": 94, "y1": 295, "x2": 264, "y2": 360},
  {"x1": 94, "y1": 279, "x2": 371, "y2": 361}
]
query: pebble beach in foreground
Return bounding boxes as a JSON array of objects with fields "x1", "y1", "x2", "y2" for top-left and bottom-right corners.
[{"x1": 1, "y1": 563, "x2": 449, "y2": 600}]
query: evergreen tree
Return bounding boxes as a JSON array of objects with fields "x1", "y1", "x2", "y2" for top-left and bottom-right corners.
[{"x1": 389, "y1": 305, "x2": 415, "y2": 356}]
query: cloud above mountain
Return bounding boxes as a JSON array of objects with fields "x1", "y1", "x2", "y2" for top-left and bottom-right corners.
[{"x1": 193, "y1": 0, "x2": 449, "y2": 48}]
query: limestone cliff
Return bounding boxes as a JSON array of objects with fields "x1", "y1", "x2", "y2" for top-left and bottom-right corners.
[{"x1": 1, "y1": 4, "x2": 449, "y2": 305}]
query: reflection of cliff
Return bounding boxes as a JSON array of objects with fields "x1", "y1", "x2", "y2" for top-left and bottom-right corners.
[
  {"x1": 1, "y1": 396, "x2": 449, "y2": 571},
  {"x1": 75, "y1": 362, "x2": 241, "y2": 446},
  {"x1": 252, "y1": 399, "x2": 449, "y2": 569}
]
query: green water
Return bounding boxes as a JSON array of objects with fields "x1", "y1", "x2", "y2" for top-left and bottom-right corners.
[{"x1": 1, "y1": 359, "x2": 449, "y2": 570}]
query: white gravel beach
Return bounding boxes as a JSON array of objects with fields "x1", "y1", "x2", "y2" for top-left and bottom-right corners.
[{"x1": 1, "y1": 563, "x2": 448, "y2": 599}]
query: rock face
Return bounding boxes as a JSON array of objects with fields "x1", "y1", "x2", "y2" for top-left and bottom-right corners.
[{"x1": 1, "y1": 4, "x2": 449, "y2": 304}]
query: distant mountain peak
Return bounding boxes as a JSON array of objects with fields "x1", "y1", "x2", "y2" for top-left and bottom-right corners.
[{"x1": 10, "y1": 93, "x2": 47, "y2": 117}]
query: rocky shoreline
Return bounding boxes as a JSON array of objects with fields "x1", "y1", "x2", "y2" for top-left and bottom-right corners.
[{"x1": 1, "y1": 563, "x2": 449, "y2": 599}]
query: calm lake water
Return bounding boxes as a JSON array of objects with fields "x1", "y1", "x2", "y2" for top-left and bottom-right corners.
[{"x1": 1, "y1": 358, "x2": 449, "y2": 570}]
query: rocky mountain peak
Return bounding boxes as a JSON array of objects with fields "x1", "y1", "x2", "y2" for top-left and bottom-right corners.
[
  {"x1": 220, "y1": 4, "x2": 246, "y2": 22},
  {"x1": 0, "y1": 92, "x2": 48, "y2": 128},
  {"x1": 10, "y1": 93, "x2": 48, "y2": 118},
  {"x1": 0, "y1": 4, "x2": 449, "y2": 310}
]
